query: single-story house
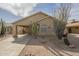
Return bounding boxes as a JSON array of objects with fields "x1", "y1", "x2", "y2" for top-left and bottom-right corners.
[
  {"x1": 66, "y1": 22, "x2": 79, "y2": 34},
  {"x1": 12, "y1": 12, "x2": 57, "y2": 37}
]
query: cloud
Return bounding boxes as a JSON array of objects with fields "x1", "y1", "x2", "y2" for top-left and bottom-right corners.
[
  {"x1": 1, "y1": 3, "x2": 79, "y2": 20},
  {"x1": 0, "y1": 3, "x2": 37, "y2": 17},
  {"x1": 69, "y1": 4, "x2": 79, "y2": 20}
]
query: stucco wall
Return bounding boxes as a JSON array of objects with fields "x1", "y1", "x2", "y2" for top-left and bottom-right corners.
[
  {"x1": 68, "y1": 27, "x2": 79, "y2": 34},
  {"x1": 12, "y1": 12, "x2": 56, "y2": 36},
  {"x1": 38, "y1": 17, "x2": 55, "y2": 36},
  {"x1": 12, "y1": 25, "x2": 17, "y2": 36}
]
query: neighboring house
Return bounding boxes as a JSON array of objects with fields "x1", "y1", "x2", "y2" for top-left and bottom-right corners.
[
  {"x1": 12, "y1": 12, "x2": 57, "y2": 36},
  {"x1": 66, "y1": 22, "x2": 79, "y2": 34}
]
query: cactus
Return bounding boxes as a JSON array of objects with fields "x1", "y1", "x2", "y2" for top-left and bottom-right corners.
[{"x1": 31, "y1": 22, "x2": 39, "y2": 38}]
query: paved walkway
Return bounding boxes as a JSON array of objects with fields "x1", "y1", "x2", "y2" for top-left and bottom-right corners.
[{"x1": 0, "y1": 35, "x2": 30, "y2": 56}]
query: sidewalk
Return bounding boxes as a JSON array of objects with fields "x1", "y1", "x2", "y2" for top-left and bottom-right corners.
[{"x1": 0, "y1": 35, "x2": 30, "y2": 56}]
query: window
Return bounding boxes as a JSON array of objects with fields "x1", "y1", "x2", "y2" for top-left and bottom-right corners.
[{"x1": 40, "y1": 25, "x2": 48, "y2": 32}]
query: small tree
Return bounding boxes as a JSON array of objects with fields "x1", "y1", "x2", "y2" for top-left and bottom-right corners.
[
  {"x1": 52, "y1": 3, "x2": 74, "y2": 46},
  {"x1": 53, "y1": 19, "x2": 66, "y2": 39},
  {"x1": 0, "y1": 18, "x2": 6, "y2": 35},
  {"x1": 53, "y1": 3, "x2": 71, "y2": 39}
]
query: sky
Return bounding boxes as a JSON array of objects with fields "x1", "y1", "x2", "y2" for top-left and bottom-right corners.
[
  {"x1": 32, "y1": 3, "x2": 57, "y2": 16},
  {"x1": 0, "y1": 3, "x2": 79, "y2": 23}
]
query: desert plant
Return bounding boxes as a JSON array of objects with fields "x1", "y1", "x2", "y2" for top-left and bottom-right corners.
[
  {"x1": 53, "y1": 19, "x2": 66, "y2": 39},
  {"x1": 31, "y1": 22, "x2": 39, "y2": 38},
  {"x1": 0, "y1": 18, "x2": 6, "y2": 35},
  {"x1": 53, "y1": 3, "x2": 71, "y2": 39}
]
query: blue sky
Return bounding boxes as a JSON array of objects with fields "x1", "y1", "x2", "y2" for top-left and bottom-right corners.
[
  {"x1": 33, "y1": 3, "x2": 79, "y2": 20},
  {"x1": 33, "y1": 3, "x2": 57, "y2": 16},
  {"x1": 0, "y1": 8, "x2": 21, "y2": 23},
  {"x1": 0, "y1": 3, "x2": 79, "y2": 23}
]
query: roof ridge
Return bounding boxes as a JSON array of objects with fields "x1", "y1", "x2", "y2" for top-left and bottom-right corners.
[{"x1": 12, "y1": 11, "x2": 56, "y2": 24}]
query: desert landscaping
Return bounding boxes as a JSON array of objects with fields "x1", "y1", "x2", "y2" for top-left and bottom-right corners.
[
  {"x1": 0, "y1": 3, "x2": 79, "y2": 56},
  {"x1": 0, "y1": 33, "x2": 79, "y2": 56},
  {"x1": 19, "y1": 34, "x2": 79, "y2": 56}
]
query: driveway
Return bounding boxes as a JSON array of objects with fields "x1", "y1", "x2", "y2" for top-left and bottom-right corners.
[
  {"x1": 64, "y1": 34, "x2": 79, "y2": 56},
  {"x1": 19, "y1": 34, "x2": 79, "y2": 56},
  {"x1": 0, "y1": 34, "x2": 79, "y2": 56},
  {"x1": 0, "y1": 34, "x2": 31, "y2": 56},
  {"x1": 53, "y1": 33, "x2": 79, "y2": 56}
]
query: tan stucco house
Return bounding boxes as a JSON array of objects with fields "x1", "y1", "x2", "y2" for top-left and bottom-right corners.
[
  {"x1": 12, "y1": 12, "x2": 57, "y2": 36},
  {"x1": 66, "y1": 22, "x2": 79, "y2": 34}
]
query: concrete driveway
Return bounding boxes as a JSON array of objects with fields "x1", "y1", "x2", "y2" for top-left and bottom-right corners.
[
  {"x1": 0, "y1": 34, "x2": 31, "y2": 56},
  {"x1": 67, "y1": 34, "x2": 79, "y2": 55},
  {"x1": 55, "y1": 33, "x2": 79, "y2": 56}
]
